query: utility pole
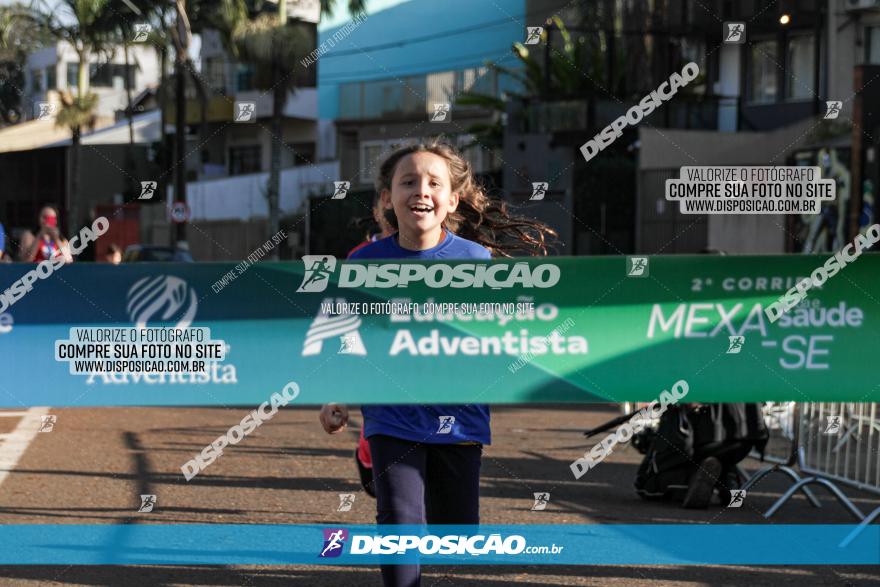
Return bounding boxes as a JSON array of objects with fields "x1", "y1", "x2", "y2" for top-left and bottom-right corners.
[{"x1": 172, "y1": 0, "x2": 191, "y2": 246}]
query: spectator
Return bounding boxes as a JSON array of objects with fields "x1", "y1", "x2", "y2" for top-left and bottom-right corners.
[
  {"x1": 18, "y1": 206, "x2": 73, "y2": 264},
  {"x1": 104, "y1": 243, "x2": 122, "y2": 265}
]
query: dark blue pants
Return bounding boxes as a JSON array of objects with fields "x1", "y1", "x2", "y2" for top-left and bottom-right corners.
[{"x1": 367, "y1": 434, "x2": 482, "y2": 587}]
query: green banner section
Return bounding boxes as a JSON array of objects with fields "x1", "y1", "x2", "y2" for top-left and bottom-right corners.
[{"x1": 0, "y1": 254, "x2": 877, "y2": 406}]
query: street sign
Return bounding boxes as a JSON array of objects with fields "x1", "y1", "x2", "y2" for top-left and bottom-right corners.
[{"x1": 170, "y1": 202, "x2": 190, "y2": 223}]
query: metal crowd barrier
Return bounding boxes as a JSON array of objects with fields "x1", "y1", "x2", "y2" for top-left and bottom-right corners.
[
  {"x1": 618, "y1": 401, "x2": 880, "y2": 543},
  {"x1": 749, "y1": 402, "x2": 880, "y2": 547}
]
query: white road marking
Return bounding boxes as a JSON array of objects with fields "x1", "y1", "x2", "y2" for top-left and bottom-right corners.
[{"x1": 0, "y1": 407, "x2": 52, "y2": 488}]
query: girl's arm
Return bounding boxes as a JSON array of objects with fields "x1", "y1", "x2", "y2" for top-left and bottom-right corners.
[
  {"x1": 19, "y1": 231, "x2": 39, "y2": 262},
  {"x1": 59, "y1": 238, "x2": 74, "y2": 264},
  {"x1": 319, "y1": 403, "x2": 349, "y2": 434}
]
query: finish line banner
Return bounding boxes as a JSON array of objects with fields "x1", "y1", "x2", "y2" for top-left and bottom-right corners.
[{"x1": 0, "y1": 254, "x2": 877, "y2": 406}]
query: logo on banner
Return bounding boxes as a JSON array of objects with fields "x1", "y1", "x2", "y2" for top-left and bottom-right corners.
[
  {"x1": 302, "y1": 298, "x2": 366, "y2": 356},
  {"x1": 296, "y1": 258, "x2": 560, "y2": 290},
  {"x1": 298, "y1": 256, "x2": 337, "y2": 293},
  {"x1": 127, "y1": 275, "x2": 198, "y2": 328},
  {"x1": 726, "y1": 335, "x2": 744, "y2": 354},
  {"x1": 320, "y1": 528, "x2": 348, "y2": 558},
  {"x1": 627, "y1": 257, "x2": 649, "y2": 277},
  {"x1": 338, "y1": 335, "x2": 360, "y2": 354}
]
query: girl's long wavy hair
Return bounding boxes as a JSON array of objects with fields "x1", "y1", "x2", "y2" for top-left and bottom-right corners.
[{"x1": 375, "y1": 142, "x2": 557, "y2": 257}]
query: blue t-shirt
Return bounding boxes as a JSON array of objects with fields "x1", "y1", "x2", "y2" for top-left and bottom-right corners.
[{"x1": 349, "y1": 230, "x2": 492, "y2": 445}]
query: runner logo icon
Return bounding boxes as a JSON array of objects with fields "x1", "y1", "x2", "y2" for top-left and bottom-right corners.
[
  {"x1": 726, "y1": 336, "x2": 744, "y2": 354},
  {"x1": 138, "y1": 494, "x2": 156, "y2": 513},
  {"x1": 320, "y1": 528, "x2": 348, "y2": 557},
  {"x1": 531, "y1": 492, "x2": 550, "y2": 511},
  {"x1": 298, "y1": 256, "x2": 337, "y2": 293},
  {"x1": 627, "y1": 257, "x2": 649, "y2": 277},
  {"x1": 437, "y1": 416, "x2": 455, "y2": 434},
  {"x1": 727, "y1": 489, "x2": 746, "y2": 507},
  {"x1": 337, "y1": 494, "x2": 355, "y2": 512},
  {"x1": 824, "y1": 415, "x2": 841, "y2": 435}
]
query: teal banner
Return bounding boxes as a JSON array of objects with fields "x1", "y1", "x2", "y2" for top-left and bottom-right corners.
[
  {"x1": 0, "y1": 254, "x2": 876, "y2": 406},
  {"x1": 0, "y1": 524, "x2": 875, "y2": 564}
]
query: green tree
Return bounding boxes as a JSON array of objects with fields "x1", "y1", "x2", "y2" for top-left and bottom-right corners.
[
  {"x1": 231, "y1": 0, "x2": 367, "y2": 258},
  {"x1": 0, "y1": 2, "x2": 49, "y2": 125},
  {"x1": 42, "y1": 0, "x2": 115, "y2": 228},
  {"x1": 456, "y1": 16, "x2": 609, "y2": 153}
]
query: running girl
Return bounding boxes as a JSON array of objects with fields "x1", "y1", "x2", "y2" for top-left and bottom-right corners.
[{"x1": 319, "y1": 142, "x2": 555, "y2": 587}]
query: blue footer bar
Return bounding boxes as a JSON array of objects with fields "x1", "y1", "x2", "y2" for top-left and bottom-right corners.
[{"x1": 0, "y1": 524, "x2": 877, "y2": 565}]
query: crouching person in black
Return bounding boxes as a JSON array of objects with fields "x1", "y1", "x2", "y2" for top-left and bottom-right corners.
[{"x1": 634, "y1": 403, "x2": 769, "y2": 508}]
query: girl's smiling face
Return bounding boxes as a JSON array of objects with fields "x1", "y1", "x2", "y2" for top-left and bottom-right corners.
[{"x1": 381, "y1": 151, "x2": 459, "y2": 248}]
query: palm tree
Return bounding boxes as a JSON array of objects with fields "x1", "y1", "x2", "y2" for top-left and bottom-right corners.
[
  {"x1": 0, "y1": 3, "x2": 49, "y2": 125},
  {"x1": 165, "y1": 0, "x2": 248, "y2": 244},
  {"x1": 0, "y1": 3, "x2": 48, "y2": 125},
  {"x1": 41, "y1": 0, "x2": 115, "y2": 229},
  {"x1": 456, "y1": 16, "x2": 608, "y2": 154},
  {"x1": 231, "y1": 0, "x2": 367, "y2": 258}
]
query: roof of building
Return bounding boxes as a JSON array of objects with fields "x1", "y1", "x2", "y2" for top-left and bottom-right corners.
[{"x1": 0, "y1": 109, "x2": 161, "y2": 154}]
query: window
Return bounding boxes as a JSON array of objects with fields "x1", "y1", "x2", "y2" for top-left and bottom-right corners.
[
  {"x1": 748, "y1": 40, "x2": 777, "y2": 104},
  {"x1": 359, "y1": 138, "x2": 420, "y2": 181},
  {"x1": 867, "y1": 26, "x2": 880, "y2": 65},
  {"x1": 67, "y1": 62, "x2": 78, "y2": 87},
  {"x1": 228, "y1": 145, "x2": 262, "y2": 176},
  {"x1": 284, "y1": 142, "x2": 316, "y2": 167},
  {"x1": 786, "y1": 34, "x2": 815, "y2": 100},
  {"x1": 456, "y1": 134, "x2": 485, "y2": 173},
  {"x1": 30, "y1": 69, "x2": 42, "y2": 93},
  {"x1": 45, "y1": 65, "x2": 56, "y2": 90},
  {"x1": 236, "y1": 64, "x2": 255, "y2": 92},
  {"x1": 205, "y1": 58, "x2": 226, "y2": 93},
  {"x1": 360, "y1": 141, "x2": 386, "y2": 179},
  {"x1": 89, "y1": 63, "x2": 135, "y2": 88}
]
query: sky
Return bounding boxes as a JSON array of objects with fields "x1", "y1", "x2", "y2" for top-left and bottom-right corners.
[
  {"x1": 318, "y1": 0, "x2": 411, "y2": 31},
  {"x1": 0, "y1": 0, "x2": 412, "y2": 31},
  {"x1": 1, "y1": 0, "x2": 412, "y2": 60}
]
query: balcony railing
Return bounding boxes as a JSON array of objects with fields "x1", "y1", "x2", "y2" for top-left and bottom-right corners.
[{"x1": 339, "y1": 67, "x2": 498, "y2": 120}]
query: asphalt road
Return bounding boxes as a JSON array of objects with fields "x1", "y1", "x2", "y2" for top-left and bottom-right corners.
[{"x1": 0, "y1": 404, "x2": 877, "y2": 586}]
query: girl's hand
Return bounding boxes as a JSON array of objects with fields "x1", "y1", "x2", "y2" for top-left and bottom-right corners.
[{"x1": 319, "y1": 403, "x2": 349, "y2": 434}]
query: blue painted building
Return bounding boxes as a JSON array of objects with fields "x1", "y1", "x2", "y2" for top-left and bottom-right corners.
[{"x1": 315, "y1": 0, "x2": 532, "y2": 185}]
